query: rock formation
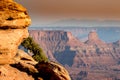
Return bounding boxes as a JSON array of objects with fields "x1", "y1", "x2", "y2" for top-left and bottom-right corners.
[
  {"x1": 0, "y1": 28, "x2": 29, "y2": 64},
  {"x1": 0, "y1": 0, "x2": 71, "y2": 80},
  {"x1": 35, "y1": 61, "x2": 71, "y2": 80},
  {"x1": 85, "y1": 31, "x2": 106, "y2": 45},
  {"x1": 29, "y1": 30, "x2": 83, "y2": 61},
  {"x1": 0, "y1": 65, "x2": 34, "y2": 80},
  {"x1": 0, "y1": 0, "x2": 35, "y2": 79},
  {"x1": 0, "y1": 0, "x2": 36, "y2": 79},
  {"x1": 0, "y1": 0, "x2": 31, "y2": 29},
  {"x1": 0, "y1": 0, "x2": 31, "y2": 64}
]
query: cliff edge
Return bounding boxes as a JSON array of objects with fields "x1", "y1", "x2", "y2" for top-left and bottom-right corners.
[{"x1": 0, "y1": 0, "x2": 71, "y2": 80}]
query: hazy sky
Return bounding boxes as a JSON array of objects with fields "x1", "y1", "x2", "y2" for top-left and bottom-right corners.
[{"x1": 15, "y1": 0, "x2": 120, "y2": 26}]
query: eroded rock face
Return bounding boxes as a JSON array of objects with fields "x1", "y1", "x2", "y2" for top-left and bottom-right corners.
[
  {"x1": 88, "y1": 31, "x2": 99, "y2": 41},
  {"x1": 0, "y1": 28, "x2": 28, "y2": 64},
  {"x1": 29, "y1": 30, "x2": 83, "y2": 61},
  {"x1": 35, "y1": 61, "x2": 71, "y2": 80},
  {"x1": 0, "y1": 0, "x2": 31, "y2": 29},
  {"x1": 0, "y1": 0, "x2": 36, "y2": 78},
  {"x1": 0, "y1": 65, "x2": 34, "y2": 80},
  {"x1": 85, "y1": 31, "x2": 106, "y2": 45},
  {"x1": 0, "y1": 0, "x2": 31, "y2": 64},
  {"x1": 12, "y1": 49, "x2": 38, "y2": 74}
]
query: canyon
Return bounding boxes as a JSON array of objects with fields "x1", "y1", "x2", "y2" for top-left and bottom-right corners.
[{"x1": 29, "y1": 29, "x2": 120, "y2": 80}]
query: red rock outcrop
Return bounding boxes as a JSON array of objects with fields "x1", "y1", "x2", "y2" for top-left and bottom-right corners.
[
  {"x1": 0, "y1": 0, "x2": 31, "y2": 29},
  {"x1": 0, "y1": 65, "x2": 34, "y2": 80},
  {"x1": 0, "y1": 28, "x2": 29, "y2": 63},
  {"x1": 0, "y1": 0, "x2": 35, "y2": 80},
  {"x1": 36, "y1": 61, "x2": 71, "y2": 80},
  {"x1": 29, "y1": 30, "x2": 83, "y2": 62},
  {"x1": 0, "y1": 0, "x2": 31, "y2": 64},
  {"x1": 85, "y1": 31, "x2": 106, "y2": 45}
]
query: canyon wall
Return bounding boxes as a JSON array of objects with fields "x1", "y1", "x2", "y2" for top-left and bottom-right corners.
[{"x1": 29, "y1": 30, "x2": 120, "y2": 80}]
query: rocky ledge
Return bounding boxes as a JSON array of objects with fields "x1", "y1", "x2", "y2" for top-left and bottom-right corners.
[{"x1": 0, "y1": 0, "x2": 31, "y2": 29}]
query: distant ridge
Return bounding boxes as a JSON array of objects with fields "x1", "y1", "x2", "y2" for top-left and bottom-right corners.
[
  {"x1": 28, "y1": 27, "x2": 120, "y2": 42},
  {"x1": 47, "y1": 19, "x2": 120, "y2": 27}
]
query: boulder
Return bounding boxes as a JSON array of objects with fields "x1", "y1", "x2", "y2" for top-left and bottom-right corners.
[
  {"x1": 35, "y1": 61, "x2": 71, "y2": 80},
  {"x1": 0, "y1": 0, "x2": 31, "y2": 29}
]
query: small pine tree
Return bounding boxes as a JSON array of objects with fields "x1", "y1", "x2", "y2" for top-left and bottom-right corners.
[{"x1": 21, "y1": 36, "x2": 48, "y2": 62}]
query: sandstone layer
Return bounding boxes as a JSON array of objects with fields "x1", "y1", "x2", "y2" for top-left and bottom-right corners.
[
  {"x1": 0, "y1": 0, "x2": 31, "y2": 29},
  {"x1": 35, "y1": 61, "x2": 71, "y2": 80},
  {"x1": 0, "y1": 0, "x2": 30, "y2": 64},
  {"x1": 0, "y1": 28, "x2": 28, "y2": 63},
  {"x1": 0, "y1": 0, "x2": 34, "y2": 79},
  {"x1": 0, "y1": 65, "x2": 34, "y2": 80}
]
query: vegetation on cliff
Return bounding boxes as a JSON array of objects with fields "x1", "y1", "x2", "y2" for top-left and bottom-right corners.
[{"x1": 21, "y1": 36, "x2": 48, "y2": 62}]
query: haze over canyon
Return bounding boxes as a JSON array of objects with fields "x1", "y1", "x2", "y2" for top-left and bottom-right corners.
[{"x1": 29, "y1": 27, "x2": 120, "y2": 80}]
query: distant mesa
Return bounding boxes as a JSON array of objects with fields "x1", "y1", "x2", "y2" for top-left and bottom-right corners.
[
  {"x1": 85, "y1": 31, "x2": 105, "y2": 45},
  {"x1": 88, "y1": 31, "x2": 99, "y2": 41}
]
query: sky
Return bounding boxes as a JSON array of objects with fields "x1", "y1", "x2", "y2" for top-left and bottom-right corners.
[{"x1": 15, "y1": 0, "x2": 120, "y2": 27}]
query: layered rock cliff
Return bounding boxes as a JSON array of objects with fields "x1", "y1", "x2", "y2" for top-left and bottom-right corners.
[
  {"x1": 29, "y1": 30, "x2": 83, "y2": 64},
  {"x1": 0, "y1": 0, "x2": 31, "y2": 28},
  {"x1": 29, "y1": 30, "x2": 120, "y2": 80},
  {"x1": 0, "y1": 0, "x2": 35, "y2": 79}
]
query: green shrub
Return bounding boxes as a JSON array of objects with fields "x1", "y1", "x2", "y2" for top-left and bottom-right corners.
[{"x1": 21, "y1": 36, "x2": 48, "y2": 62}]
